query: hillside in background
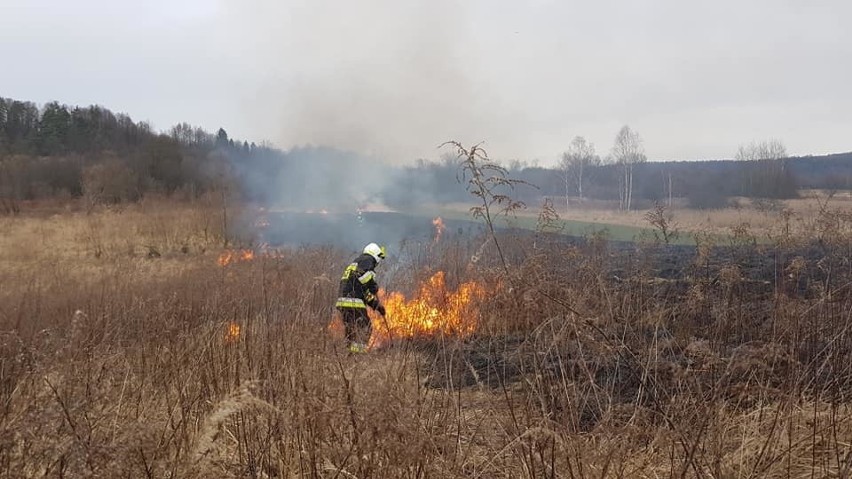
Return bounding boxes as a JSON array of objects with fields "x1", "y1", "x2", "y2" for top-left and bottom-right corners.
[
  {"x1": 2, "y1": 96, "x2": 851, "y2": 214},
  {"x1": 385, "y1": 152, "x2": 852, "y2": 212}
]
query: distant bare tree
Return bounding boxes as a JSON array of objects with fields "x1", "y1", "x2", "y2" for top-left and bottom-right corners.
[
  {"x1": 735, "y1": 139, "x2": 787, "y2": 161},
  {"x1": 193, "y1": 127, "x2": 212, "y2": 147},
  {"x1": 559, "y1": 136, "x2": 600, "y2": 205},
  {"x1": 169, "y1": 122, "x2": 195, "y2": 146},
  {"x1": 611, "y1": 126, "x2": 646, "y2": 211},
  {"x1": 735, "y1": 139, "x2": 795, "y2": 198}
]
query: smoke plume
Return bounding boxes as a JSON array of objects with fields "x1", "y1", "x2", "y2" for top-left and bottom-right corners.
[{"x1": 222, "y1": 0, "x2": 492, "y2": 163}]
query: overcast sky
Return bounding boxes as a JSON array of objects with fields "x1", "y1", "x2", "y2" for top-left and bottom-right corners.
[{"x1": 1, "y1": 0, "x2": 850, "y2": 165}]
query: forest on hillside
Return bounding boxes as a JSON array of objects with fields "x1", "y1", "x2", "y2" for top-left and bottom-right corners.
[{"x1": 2, "y1": 96, "x2": 851, "y2": 214}]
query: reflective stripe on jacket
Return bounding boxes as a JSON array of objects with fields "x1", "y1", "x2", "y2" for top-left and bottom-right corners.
[{"x1": 335, "y1": 297, "x2": 366, "y2": 309}]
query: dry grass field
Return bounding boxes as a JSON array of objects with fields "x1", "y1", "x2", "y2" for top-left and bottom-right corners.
[
  {"x1": 554, "y1": 191, "x2": 852, "y2": 238},
  {"x1": 435, "y1": 191, "x2": 852, "y2": 243},
  {"x1": 2, "y1": 198, "x2": 852, "y2": 477}
]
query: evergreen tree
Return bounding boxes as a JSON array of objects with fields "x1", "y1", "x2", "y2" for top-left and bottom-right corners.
[
  {"x1": 0, "y1": 98, "x2": 8, "y2": 152},
  {"x1": 216, "y1": 128, "x2": 229, "y2": 148},
  {"x1": 38, "y1": 102, "x2": 71, "y2": 155}
]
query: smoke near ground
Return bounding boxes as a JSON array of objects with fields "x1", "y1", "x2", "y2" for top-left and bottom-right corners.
[
  {"x1": 230, "y1": 143, "x2": 490, "y2": 254},
  {"x1": 236, "y1": 146, "x2": 389, "y2": 210}
]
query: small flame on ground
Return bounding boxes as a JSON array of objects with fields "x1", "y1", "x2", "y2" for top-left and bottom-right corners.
[
  {"x1": 217, "y1": 249, "x2": 255, "y2": 267},
  {"x1": 368, "y1": 271, "x2": 484, "y2": 349},
  {"x1": 327, "y1": 314, "x2": 345, "y2": 339},
  {"x1": 305, "y1": 208, "x2": 331, "y2": 215},
  {"x1": 225, "y1": 322, "x2": 241, "y2": 343},
  {"x1": 432, "y1": 217, "x2": 446, "y2": 243}
]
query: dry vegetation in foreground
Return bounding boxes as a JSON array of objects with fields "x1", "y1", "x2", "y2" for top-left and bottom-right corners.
[{"x1": 2, "y1": 197, "x2": 852, "y2": 478}]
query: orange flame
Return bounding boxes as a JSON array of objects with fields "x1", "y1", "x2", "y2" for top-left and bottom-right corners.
[
  {"x1": 368, "y1": 271, "x2": 485, "y2": 349},
  {"x1": 225, "y1": 321, "x2": 241, "y2": 343},
  {"x1": 432, "y1": 217, "x2": 446, "y2": 243},
  {"x1": 217, "y1": 249, "x2": 255, "y2": 266},
  {"x1": 327, "y1": 314, "x2": 345, "y2": 339}
]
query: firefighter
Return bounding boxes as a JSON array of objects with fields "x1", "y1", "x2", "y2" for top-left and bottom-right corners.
[{"x1": 335, "y1": 243, "x2": 387, "y2": 353}]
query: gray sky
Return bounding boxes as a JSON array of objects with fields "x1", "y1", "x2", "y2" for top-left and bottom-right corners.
[{"x1": 1, "y1": 0, "x2": 850, "y2": 165}]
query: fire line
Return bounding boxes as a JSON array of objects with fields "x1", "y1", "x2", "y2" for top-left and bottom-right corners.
[{"x1": 367, "y1": 271, "x2": 485, "y2": 349}]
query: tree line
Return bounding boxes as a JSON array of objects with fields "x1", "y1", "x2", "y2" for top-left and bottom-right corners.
[
  {"x1": 379, "y1": 128, "x2": 852, "y2": 212},
  {"x1": 0, "y1": 97, "x2": 280, "y2": 213},
  {"x1": 551, "y1": 129, "x2": 802, "y2": 209},
  {"x1": 2, "y1": 96, "x2": 850, "y2": 215}
]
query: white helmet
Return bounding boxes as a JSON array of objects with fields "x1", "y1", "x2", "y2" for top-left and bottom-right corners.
[{"x1": 363, "y1": 243, "x2": 387, "y2": 263}]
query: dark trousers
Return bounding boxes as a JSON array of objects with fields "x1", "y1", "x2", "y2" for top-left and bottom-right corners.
[{"x1": 338, "y1": 307, "x2": 371, "y2": 344}]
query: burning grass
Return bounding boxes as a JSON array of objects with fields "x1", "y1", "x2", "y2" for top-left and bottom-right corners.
[
  {"x1": 367, "y1": 271, "x2": 486, "y2": 349},
  {"x1": 217, "y1": 248, "x2": 255, "y2": 266},
  {"x1": 2, "y1": 201, "x2": 852, "y2": 477},
  {"x1": 431, "y1": 216, "x2": 446, "y2": 243}
]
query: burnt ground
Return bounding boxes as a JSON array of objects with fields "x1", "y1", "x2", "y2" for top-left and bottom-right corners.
[
  {"x1": 410, "y1": 237, "x2": 852, "y2": 414},
  {"x1": 262, "y1": 210, "x2": 852, "y2": 291},
  {"x1": 602, "y1": 238, "x2": 852, "y2": 299},
  {"x1": 269, "y1": 211, "x2": 852, "y2": 402}
]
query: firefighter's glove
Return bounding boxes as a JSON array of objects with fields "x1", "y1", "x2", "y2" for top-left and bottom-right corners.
[{"x1": 376, "y1": 304, "x2": 387, "y2": 317}]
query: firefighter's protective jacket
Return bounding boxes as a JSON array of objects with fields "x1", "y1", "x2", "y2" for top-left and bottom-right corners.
[{"x1": 336, "y1": 253, "x2": 381, "y2": 310}]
